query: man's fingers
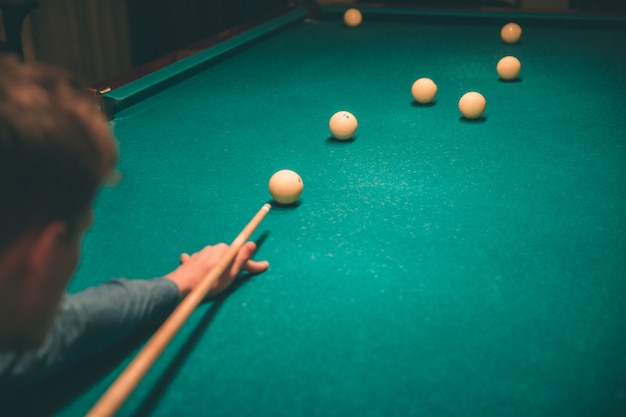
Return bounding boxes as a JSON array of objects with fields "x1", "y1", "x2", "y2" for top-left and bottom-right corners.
[
  {"x1": 229, "y1": 241, "x2": 268, "y2": 276},
  {"x1": 243, "y1": 259, "x2": 270, "y2": 274},
  {"x1": 183, "y1": 242, "x2": 266, "y2": 280}
]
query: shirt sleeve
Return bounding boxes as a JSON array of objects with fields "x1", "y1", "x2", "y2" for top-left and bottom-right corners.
[{"x1": 0, "y1": 277, "x2": 181, "y2": 390}]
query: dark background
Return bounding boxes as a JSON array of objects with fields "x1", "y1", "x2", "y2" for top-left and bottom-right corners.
[{"x1": 1, "y1": 0, "x2": 625, "y2": 86}]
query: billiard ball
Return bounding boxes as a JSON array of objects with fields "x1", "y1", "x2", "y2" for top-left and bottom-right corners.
[
  {"x1": 344, "y1": 8, "x2": 362, "y2": 27},
  {"x1": 497, "y1": 56, "x2": 521, "y2": 80},
  {"x1": 268, "y1": 169, "x2": 303, "y2": 205},
  {"x1": 458, "y1": 92, "x2": 486, "y2": 119},
  {"x1": 329, "y1": 111, "x2": 358, "y2": 140},
  {"x1": 501, "y1": 22, "x2": 522, "y2": 44},
  {"x1": 411, "y1": 78, "x2": 437, "y2": 104}
]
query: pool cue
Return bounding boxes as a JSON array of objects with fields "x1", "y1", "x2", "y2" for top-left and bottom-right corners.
[{"x1": 86, "y1": 203, "x2": 272, "y2": 417}]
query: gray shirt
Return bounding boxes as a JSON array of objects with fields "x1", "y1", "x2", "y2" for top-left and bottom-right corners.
[{"x1": 0, "y1": 277, "x2": 180, "y2": 390}]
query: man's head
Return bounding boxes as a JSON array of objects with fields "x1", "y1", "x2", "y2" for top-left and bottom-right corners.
[{"x1": 0, "y1": 55, "x2": 118, "y2": 350}]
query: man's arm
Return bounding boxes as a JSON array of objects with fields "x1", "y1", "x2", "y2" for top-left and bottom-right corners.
[
  {"x1": 0, "y1": 277, "x2": 180, "y2": 389},
  {"x1": 0, "y1": 240, "x2": 268, "y2": 391}
]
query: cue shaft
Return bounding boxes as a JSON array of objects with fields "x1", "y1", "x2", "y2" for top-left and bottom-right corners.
[{"x1": 86, "y1": 203, "x2": 272, "y2": 417}]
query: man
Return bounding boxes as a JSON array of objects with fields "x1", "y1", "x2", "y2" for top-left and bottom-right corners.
[{"x1": 0, "y1": 55, "x2": 268, "y2": 388}]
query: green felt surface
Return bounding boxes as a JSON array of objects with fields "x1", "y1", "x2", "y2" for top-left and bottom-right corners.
[{"x1": 18, "y1": 7, "x2": 626, "y2": 417}]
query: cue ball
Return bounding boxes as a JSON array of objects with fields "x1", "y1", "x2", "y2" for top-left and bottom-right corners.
[
  {"x1": 411, "y1": 78, "x2": 437, "y2": 104},
  {"x1": 458, "y1": 92, "x2": 486, "y2": 119},
  {"x1": 329, "y1": 111, "x2": 358, "y2": 140},
  {"x1": 268, "y1": 169, "x2": 303, "y2": 205},
  {"x1": 344, "y1": 8, "x2": 362, "y2": 27},
  {"x1": 501, "y1": 22, "x2": 522, "y2": 44},
  {"x1": 497, "y1": 56, "x2": 522, "y2": 80}
]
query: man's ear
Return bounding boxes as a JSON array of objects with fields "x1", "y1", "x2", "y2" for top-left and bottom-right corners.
[{"x1": 26, "y1": 221, "x2": 68, "y2": 282}]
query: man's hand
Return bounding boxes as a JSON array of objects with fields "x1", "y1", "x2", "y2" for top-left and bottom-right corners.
[{"x1": 165, "y1": 241, "x2": 268, "y2": 298}]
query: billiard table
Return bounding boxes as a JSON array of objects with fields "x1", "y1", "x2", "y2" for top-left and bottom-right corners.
[{"x1": 9, "y1": 5, "x2": 626, "y2": 416}]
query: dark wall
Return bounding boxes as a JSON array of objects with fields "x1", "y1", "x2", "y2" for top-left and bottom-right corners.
[
  {"x1": 126, "y1": 0, "x2": 288, "y2": 67},
  {"x1": 569, "y1": 0, "x2": 626, "y2": 10},
  {"x1": 355, "y1": 0, "x2": 520, "y2": 7}
]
